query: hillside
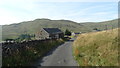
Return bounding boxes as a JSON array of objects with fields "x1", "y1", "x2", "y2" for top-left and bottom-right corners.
[
  {"x1": 73, "y1": 28, "x2": 119, "y2": 66},
  {"x1": 2, "y1": 19, "x2": 90, "y2": 40},
  {"x1": 81, "y1": 19, "x2": 118, "y2": 31},
  {"x1": 2, "y1": 18, "x2": 118, "y2": 40}
]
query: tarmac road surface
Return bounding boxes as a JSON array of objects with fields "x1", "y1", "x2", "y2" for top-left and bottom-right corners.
[{"x1": 35, "y1": 38, "x2": 78, "y2": 67}]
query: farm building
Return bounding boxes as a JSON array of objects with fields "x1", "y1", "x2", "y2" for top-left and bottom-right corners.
[
  {"x1": 35, "y1": 28, "x2": 64, "y2": 40},
  {"x1": 72, "y1": 32, "x2": 82, "y2": 36}
]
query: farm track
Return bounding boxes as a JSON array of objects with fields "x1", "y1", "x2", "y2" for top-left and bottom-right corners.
[{"x1": 34, "y1": 38, "x2": 78, "y2": 67}]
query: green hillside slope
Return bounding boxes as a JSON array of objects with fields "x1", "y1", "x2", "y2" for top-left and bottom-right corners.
[
  {"x1": 2, "y1": 19, "x2": 89, "y2": 40},
  {"x1": 2, "y1": 18, "x2": 118, "y2": 40},
  {"x1": 81, "y1": 19, "x2": 118, "y2": 30}
]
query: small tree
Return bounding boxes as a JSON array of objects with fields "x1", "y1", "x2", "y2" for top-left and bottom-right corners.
[
  {"x1": 17, "y1": 34, "x2": 31, "y2": 42},
  {"x1": 93, "y1": 28, "x2": 101, "y2": 31},
  {"x1": 65, "y1": 29, "x2": 71, "y2": 36},
  {"x1": 93, "y1": 28, "x2": 98, "y2": 30}
]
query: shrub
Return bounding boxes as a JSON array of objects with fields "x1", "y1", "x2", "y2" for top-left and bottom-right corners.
[{"x1": 65, "y1": 29, "x2": 71, "y2": 36}]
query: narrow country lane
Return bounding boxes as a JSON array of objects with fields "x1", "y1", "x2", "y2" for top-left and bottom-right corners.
[{"x1": 35, "y1": 38, "x2": 78, "y2": 67}]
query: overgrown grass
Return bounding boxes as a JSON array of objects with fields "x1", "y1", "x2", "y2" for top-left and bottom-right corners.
[
  {"x1": 3, "y1": 39, "x2": 64, "y2": 66},
  {"x1": 73, "y1": 28, "x2": 119, "y2": 66}
]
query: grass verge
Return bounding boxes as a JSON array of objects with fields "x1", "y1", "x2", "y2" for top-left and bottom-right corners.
[{"x1": 73, "y1": 28, "x2": 119, "y2": 66}]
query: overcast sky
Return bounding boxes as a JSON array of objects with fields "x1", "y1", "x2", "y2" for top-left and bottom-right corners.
[{"x1": 0, "y1": 0, "x2": 119, "y2": 25}]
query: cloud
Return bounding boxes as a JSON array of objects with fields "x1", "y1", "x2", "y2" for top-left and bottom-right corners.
[
  {"x1": 0, "y1": 1, "x2": 118, "y2": 25},
  {"x1": 64, "y1": 5, "x2": 105, "y2": 17},
  {"x1": 0, "y1": 0, "x2": 41, "y2": 25},
  {"x1": 1, "y1": 0, "x2": 118, "y2": 2},
  {"x1": 65, "y1": 2, "x2": 117, "y2": 17},
  {"x1": 0, "y1": 9, "x2": 22, "y2": 25},
  {"x1": 71, "y1": 13, "x2": 117, "y2": 23},
  {"x1": 0, "y1": 0, "x2": 38, "y2": 11}
]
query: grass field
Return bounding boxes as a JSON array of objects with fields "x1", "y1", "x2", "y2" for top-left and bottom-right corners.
[{"x1": 73, "y1": 28, "x2": 119, "y2": 66}]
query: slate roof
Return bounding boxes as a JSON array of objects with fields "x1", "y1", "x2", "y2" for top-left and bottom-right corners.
[{"x1": 43, "y1": 28, "x2": 63, "y2": 34}]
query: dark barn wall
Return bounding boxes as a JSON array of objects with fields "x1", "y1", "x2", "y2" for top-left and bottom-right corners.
[
  {"x1": 49, "y1": 33, "x2": 64, "y2": 39},
  {"x1": 59, "y1": 33, "x2": 64, "y2": 38}
]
